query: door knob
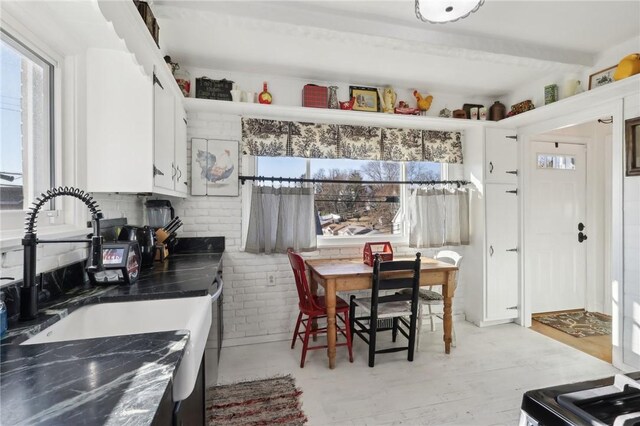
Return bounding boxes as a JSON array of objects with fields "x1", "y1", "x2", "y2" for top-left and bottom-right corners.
[
  {"x1": 578, "y1": 232, "x2": 588, "y2": 243},
  {"x1": 578, "y1": 222, "x2": 585, "y2": 231}
]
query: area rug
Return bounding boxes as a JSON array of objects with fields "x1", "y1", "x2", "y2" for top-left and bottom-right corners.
[
  {"x1": 206, "y1": 375, "x2": 307, "y2": 425},
  {"x1": 534, "y1": 311, "x2": 611, "y2": 338}
]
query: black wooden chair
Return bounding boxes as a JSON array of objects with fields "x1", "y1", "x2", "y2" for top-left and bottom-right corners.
[{"x1": 349, "y1": 252, "x2": 421, "y2": 367}]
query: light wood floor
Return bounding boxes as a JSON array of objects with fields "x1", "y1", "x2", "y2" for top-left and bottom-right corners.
[
  {"x1": 530, "y1": 317, "x2": 612, "y2": 363},
  {"x1": 218, "y1": 321, "x2": 619, "y2": 425}
]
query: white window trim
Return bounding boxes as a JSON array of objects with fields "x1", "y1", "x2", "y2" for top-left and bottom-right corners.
[
  {"x1": 0, "y1": 14, "x2": 86, "y2": 246},
  {"x1": 242, "y1": 156, "x2": 450, "y2": 249}
]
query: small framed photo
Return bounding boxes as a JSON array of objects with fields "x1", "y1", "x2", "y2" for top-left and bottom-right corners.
[
  {"x1": 588, "y1": 65, "x2": 617, "y2": 90},
  {"x1": 349, "y1": 86, "x2": 379, "y2": 112}
]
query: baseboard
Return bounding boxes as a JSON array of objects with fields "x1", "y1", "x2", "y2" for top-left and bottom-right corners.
[
  {"x1": 222, "y1": 332, "x2": 290, "y2": 348},
  {"x1": 471, "y1": 318, "x2": 515, "y2": 327},
  {"x1": 223, "y1": 314, "x2": 468, "y2": 348}
]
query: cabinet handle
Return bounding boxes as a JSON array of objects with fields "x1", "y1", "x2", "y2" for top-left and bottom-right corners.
[
  {"x1": 506, "y1": 170, "x2": 518, "y2": 176},
  {"x1": 171, "y1": 163, "x2": 176, "y2": 179},
  {"x1": 177, "y1": 167, "x2": 182, "y2": 181},
  {"x1": 489, "y1": 161, "x2": 494, "y2": 174},
  {"x1": 506, "y1": 248, "x2": 518, "y2": 253},
  {"x1": 153, "y1": 165, "x2": 164, "y2": 177},
  {"x1": 489, "y1": 245, "x2": 494, "y2": 257},
  {"x1": 506, "y1": 189, "x2": 518, "y2": 195}
]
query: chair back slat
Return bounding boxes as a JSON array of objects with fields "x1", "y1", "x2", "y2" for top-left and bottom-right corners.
[
  {"x1": 378, "y1": 293, "x2": 412, "y2": 304},
  {"x1": 371, "y1": 253, "x2": 421, "y2": 313},
  {"x1": 288, "y1": 249, "x2": 320, "y2": 312},
  {"x1": 378, "y1": 277, "x2": 416, "y2": 291}
]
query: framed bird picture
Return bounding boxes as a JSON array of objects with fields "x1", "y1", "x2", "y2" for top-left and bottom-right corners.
[{"x1": 191, "y1": 138, "x2": 239, "y2": 196}]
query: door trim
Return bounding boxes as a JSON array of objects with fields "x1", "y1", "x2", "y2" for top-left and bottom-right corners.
[{"x1": 514, "y1": 99, "x2": 624, "y2": 368}]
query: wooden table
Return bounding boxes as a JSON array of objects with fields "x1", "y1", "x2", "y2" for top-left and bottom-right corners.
[{"x1": 305, "y1": 257, "x2": 458, "y2": 369}]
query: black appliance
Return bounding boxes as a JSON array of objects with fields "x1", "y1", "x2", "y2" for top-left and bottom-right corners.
[
  {"x1": 117, "y1": 225, "x2": 156, "y2": 267},
  {"x1": 521, "y1": 372, "x2": 640, "y2": 426},
  {"x1": 88, "y1": 242, "x2": 141, "y2": 285}
]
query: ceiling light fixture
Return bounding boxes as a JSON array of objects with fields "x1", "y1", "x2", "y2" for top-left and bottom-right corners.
[{"x1": 415, "y1": 0, "x2": 485, "y2": 24}]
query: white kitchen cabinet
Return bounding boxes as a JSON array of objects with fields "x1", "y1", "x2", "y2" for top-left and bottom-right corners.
[
  {"x1": 485, "y1": 128, "x2": 518, "y2": 184},
  {"x1": 153, "y1": 73, "x2": 176, "y2": 191},
  {"x1": 485, "y1": 184, "x2": 519, "y2": 320},
  {"x1": 464, "y1": 127, "x2": 520, "y2": 326},
  {"x1": 174, "y1": 101, "x2": 188, "y2": 194}
]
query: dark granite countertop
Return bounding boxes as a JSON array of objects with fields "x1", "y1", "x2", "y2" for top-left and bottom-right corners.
[{"x1": 1, "y1": 251, "x2": 222, "y2": 425}]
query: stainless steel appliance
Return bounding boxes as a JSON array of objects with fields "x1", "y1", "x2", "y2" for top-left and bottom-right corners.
[
  {"x1": 205, "y1": 263, "x2": 224, "y2": 387},
  {"x1": 520, "y1": 372, "x2": 640, "y2": 426}
]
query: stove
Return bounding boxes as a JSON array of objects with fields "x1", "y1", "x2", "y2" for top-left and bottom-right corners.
[{"x1": 520, "y1": 372, "x2": 640, "y2": 426}]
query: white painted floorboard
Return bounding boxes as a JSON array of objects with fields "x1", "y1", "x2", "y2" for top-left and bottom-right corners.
[{"x1": 218, "y1": 321, "x2": 619, "y2": 425}]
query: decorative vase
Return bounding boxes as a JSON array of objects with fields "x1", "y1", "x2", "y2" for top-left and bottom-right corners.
[
  {"x1": 258, "y1": 81, "x2": 272, "y2": 104},
  {"x1": 328, "y1": 86, "x2": 339, "y2": 109},
  {"x1": 489, "y1": 101, "x2": 506, "y2": 121}
]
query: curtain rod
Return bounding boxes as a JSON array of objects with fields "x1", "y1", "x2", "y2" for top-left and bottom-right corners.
[{"x1": 239, "y1": 175, "x2": 470, "y2": 186}]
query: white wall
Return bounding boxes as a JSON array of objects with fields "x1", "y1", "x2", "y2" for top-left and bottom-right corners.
[
  {"x1": 185, "y1": 66, "x2": 495, "y2": 119},
  {"x1": 623, "y1": 92, "x2": 640, "y2": 368},
  {"x1": 502, "y1": 35, "x2": 640, "y2": 110},
  {"x1": 174, "y1": 111, "x2": 471, "y2": 346}
]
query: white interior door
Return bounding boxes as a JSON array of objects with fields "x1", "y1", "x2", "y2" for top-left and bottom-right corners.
[{"x1": 528, "y1": 141, "x2": 587, "y2": 313}]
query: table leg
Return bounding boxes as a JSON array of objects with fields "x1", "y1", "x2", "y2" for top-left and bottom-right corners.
[
  {"x1": 310, "y1": 272, "x2": 318, "y2": 341},
  {"x1": 325, "y1": 279, "x2": 337, "y2": 369},
  {"x1": 443, "y1": 270, "x2": 456, "y2": 354}
]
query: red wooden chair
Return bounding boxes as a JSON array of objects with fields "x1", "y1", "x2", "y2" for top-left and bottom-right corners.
[{"x1": 287, "y1": 249, "x2": 353, "y2": 368}]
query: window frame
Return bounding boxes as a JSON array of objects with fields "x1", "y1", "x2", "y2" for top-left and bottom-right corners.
[
  {"x1": 0, "y1": 21, "x2": 70, "y2": 247},
  {"x1": 244, "y1": 156, "x2": 449, "y2": 249}
]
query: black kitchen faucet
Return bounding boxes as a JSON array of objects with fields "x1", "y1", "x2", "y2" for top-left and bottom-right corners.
[{"x1": 20, "y1": 187, "x2": 104, "y2": 321}]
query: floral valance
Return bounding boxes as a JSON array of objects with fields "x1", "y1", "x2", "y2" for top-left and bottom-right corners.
[{"x1": 241, "y1": 117, "x2": 463, "y2": 164}]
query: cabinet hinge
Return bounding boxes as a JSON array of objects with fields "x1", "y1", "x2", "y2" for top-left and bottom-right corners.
[
  {"x1": 153, "y1": 73, "x2": 164, "y2": 90},
  {"x1": 506, "y1": 135, "x2": 517, "y2": 140},
  {"x1": 153, "y1": 165, "x2": 164, "y2": 177},
  {"x1": 183, "y1": 118, "x2": 187, "y2": 125},
  {"x1": 506, "y1": 170, "x2": 518, "y2": 176},
  {"x1": 506, "y1": 189, "x2": 518, "y2": 195},
  {"x1": 506, "y1": 248, "x2": 519, "y2": 253},
  {"x1": 506, "y1": 306, "x2": 518, "y2": 310}
]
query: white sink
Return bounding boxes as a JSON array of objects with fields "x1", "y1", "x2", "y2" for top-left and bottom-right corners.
[{"x1": 22, "y1": 296, "x2": 212, "y2": 401}]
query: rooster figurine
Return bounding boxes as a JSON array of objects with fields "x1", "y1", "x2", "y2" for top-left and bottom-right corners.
[{"x1": 413, "y1": 90, "x2": 433, "y2": 114}]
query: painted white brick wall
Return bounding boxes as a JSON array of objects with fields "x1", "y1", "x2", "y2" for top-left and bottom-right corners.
[
  {"x1": 0, "y1": 194, "x2": 143, "y2": 287},
  {"x1": 174, "y1": 111, "x2": 467, "y2": 346}
]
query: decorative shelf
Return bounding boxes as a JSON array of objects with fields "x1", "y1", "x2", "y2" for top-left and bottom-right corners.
[{"x1": 184, "y1": 97, "x2": 492, "y2": 131}]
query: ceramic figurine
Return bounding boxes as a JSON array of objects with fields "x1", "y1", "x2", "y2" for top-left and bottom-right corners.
[
  {"x1": 258, "y1": 81, "x2": 272, "y2": 104},
  {"x1": 328, "y1": 86, "x2": 339, "y2": 109},
  {"x1": 413, "y1": 90, "x2": 433, "y2": 114},
  {"x1": 339, "y1": 97, "x2": 356, "y2": 110},
  {"x1": 378, "y1": 86, "x2": 397, "y2": 114},
  {"x1": 439, "y1": 107, "x2": 452, "y2": 118}
]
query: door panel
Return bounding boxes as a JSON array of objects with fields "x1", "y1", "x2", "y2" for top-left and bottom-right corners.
[
  {"x1": 485, "y1": 184, "x2": 519, "y2": 320},
  {"x1": 528, "y1": 142, "x2": 587, "y2": 313},
  {"x1": 486, "y1": 128, "x2": 518, "y2": 184},
  {"x1": 153, "y1": 76, "x2": 175, "y2": 190},
  {"x1": 174, "y1": 102, "x2": 188, "y2": 194}
]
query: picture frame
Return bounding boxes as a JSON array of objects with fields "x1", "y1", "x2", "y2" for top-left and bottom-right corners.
[
  {"x1": 625, "y1": 116, "x2": 640, "y2": 176},
  {"x1": 191, "y1": 138, "x2": 239, "y2": 196},
  {"x1": 349, "y1": 86, "x2": 379, "y2": 112},
  {"x1": 588, "y1": 65, "x2": 617, "y2": 90}
]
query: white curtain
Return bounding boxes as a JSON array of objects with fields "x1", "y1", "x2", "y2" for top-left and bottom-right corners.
[
  {"x1": 245, "y1": 186, "x2": 317, "y2": 254},
  {"x1": 409, "y1": 187, "x2": 469, "y2": 248}
]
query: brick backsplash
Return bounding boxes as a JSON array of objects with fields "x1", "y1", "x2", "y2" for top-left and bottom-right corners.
[
  {"x1": 0, "y1": 193, "x2": 143, "y2": 287},
  {"x1": 173, "y1": 111, "x2": 467, "y2": 346}
]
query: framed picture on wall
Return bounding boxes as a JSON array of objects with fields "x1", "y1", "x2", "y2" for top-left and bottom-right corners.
[
  {"x1": 191, "y1": 138, "x2": 239, "y2": 196},
  {"x1": 626, "y1": 116, "x2": 640, "y2": 176},
  {"x1": 588, "y1": 65, "x2": 617, "y2": 90},
  {"x1": 349, "y1": 86, "x2": 379, "y2": 112}
]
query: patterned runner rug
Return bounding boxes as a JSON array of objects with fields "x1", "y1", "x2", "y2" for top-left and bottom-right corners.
[
  {"x1": 206, "y1": 375, "x2": 307, "y2": 425},
  {"x1": 534, "y1": 311, "x2": 611, "y2": 338}
]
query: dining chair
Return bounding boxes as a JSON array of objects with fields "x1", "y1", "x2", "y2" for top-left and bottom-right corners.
[
  {"x1": 404, "y1": 250, "x2": 462, "y2": 351},
  {"x1": 287, "y1": 249, "x2": 353, "y2": 368},
  {"x1": 349, "y1": 252, "x2": 421, "y2": 367}
]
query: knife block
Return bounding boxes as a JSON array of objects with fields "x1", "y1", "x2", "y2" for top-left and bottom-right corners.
[
  {"x1": 155, "y1": 228, "x2": 170, "y2": 244},
  {"x1": 154, "y1": 242, "x2": 169, "y2": 262}
]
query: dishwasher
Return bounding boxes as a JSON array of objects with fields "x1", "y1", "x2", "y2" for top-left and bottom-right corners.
[{"x1": 205, "y1": 266, "x2": 223, "y2": 387}]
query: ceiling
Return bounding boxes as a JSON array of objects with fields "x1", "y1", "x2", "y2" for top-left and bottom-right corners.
[{"x1": 153, "y1": 0, "x2": 640, "y2": 97}]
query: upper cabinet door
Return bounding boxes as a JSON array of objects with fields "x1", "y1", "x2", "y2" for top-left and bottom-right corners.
[
  {"x1": 485, "y1": 128, "x2": 518, "y2": 184},
  {"x1": 153, "y1": 74, "x2": 176, "y2": 191},
  {"x1": 174, "y1": 101, "x2": 188, "y2": 194}
]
